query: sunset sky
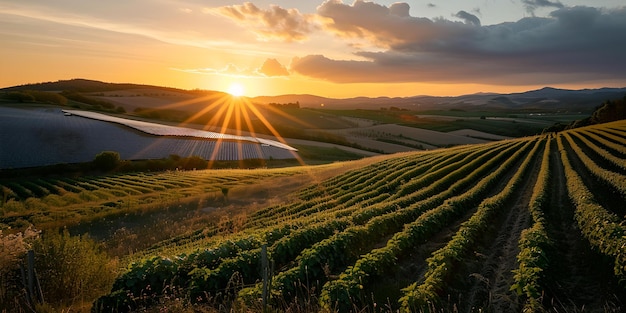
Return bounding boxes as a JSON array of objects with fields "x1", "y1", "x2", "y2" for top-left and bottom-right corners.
[{"x1": 1, "y1": 0, "x2": 625, "y2": 98}]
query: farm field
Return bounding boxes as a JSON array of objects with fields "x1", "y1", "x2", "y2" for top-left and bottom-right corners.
[{"x1": 3, "y1": 118, "x2": 624, "y2": 312}]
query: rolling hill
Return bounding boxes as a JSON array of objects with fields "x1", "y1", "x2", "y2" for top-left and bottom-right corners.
[
  {"x1": 3, "y1": 79, "x2": 625, "y2": 111},
  {"x1": 3, "y1": 117, "x2": 623, "y2": 312},
  {"x1": 92, "y1": 119, "x2": 625, "y2": 312}
]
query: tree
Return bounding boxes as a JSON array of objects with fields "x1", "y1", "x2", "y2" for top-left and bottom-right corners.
[
  {"x1": 4, "y1": 91, "x2": 35, "y2": 103},
  {"x1": 92, "y1": 151, "x2": 121, "y2": 172}
]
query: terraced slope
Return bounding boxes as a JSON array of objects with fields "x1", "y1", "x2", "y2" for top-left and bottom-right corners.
[
  {"x1": 95, "y1": 120, "x2": 626, "y2": 312},
  {"x1": 5, "y1": 120, "x2": 626, "y2": 312}
]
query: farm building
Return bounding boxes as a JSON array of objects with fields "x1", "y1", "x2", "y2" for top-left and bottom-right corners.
[{"x1": 0, "y1": 107, "x2": 298, "y2": 169}]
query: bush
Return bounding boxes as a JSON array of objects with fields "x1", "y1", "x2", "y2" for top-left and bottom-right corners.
[
  {"x1": 2, "y1": 199, "x2": 26, "y2": 214},
  {"x1": 31, "y1": 229, "x2": 116, "y2": 308},
  {"x1": 0, "y1": 227, "x2": 40, "y2": 310},
  {"x1": 92, "y1": 151, "x2": 121, "y2": 172},
  {"x1": 3, "y1": 91, "x2": 35, "y2": 103}
]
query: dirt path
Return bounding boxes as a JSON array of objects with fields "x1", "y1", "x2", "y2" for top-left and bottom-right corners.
[
  {"x1": 542, "y1": 140, "x2": 625, "y2": 312},
  {"x1": 460, "y1": 146, "x2": 541, "y2": 312}
]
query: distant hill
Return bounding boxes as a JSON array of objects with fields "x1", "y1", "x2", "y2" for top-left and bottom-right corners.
[
  {"x1": 1, "y1": 79, "x2": 182, "y2": 93},
  {"x1": 2, "y1": 79, "x2": 625, "y2": 112},
  {"x1": 252, "y1": 87, "x2": 626, "y2": 112},
  {"x1": 1, "y1": 79, "x2": 224, "y2": 97}
]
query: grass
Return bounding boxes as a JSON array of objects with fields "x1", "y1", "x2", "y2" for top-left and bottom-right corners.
[
  {"x1": 292, "y1": 144, "x2": 367, "y2": 163},
  {"x1": 318, "y1": 108, "x2": 587, "y2": 137}
]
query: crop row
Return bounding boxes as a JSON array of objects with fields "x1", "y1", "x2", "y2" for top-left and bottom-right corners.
[
  {"x1": 142, "y1": 145, "x2": 502, "y2": 255},
  {"x1": 395, "y1": 138, "x2": 541, "y2": 311},
  {"x1": 240, "y1": 139, "x2": 531, "y2": 306},
  {"x1": 97, "y1": 140, "x2": 525, "y2": 309},
  {"x1": 579, "y1": 129, "x2": 626, "y2": 161},
  {"x1": 561, "y1": 132, "x2": 626, "y2": 198},
  {"x1": 89, "y1": 120, "x2": 626, "y2": 312},
  {"x1": 567, "y1": 131, "x2": 626, "y2": 173},
  {"x1": 557, "y1": 135, "x2": 626, "y2": 280},
  {"x1": 511, "y1": 135, "x2": 553, "y2": 312},
  {"x1": 246, "y1": 144, "x2": 503, "y2": 231},
  {"x1": 139, "y1": 144, "x2": 496, "y2": 265}
]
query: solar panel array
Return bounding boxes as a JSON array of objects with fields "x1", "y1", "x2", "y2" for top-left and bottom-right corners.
[{"x1": 0, "y1": 107, "x2": 298, "y2": 169}]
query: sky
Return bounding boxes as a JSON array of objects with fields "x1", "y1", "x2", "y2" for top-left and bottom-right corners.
[{"x1": 1, "y1": 0, "x2": 625, "y2": 98}]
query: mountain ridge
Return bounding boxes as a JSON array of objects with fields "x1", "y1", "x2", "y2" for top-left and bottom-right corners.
[{"x1": 3, "y1": 78, "x2": 625, "y2": 111}]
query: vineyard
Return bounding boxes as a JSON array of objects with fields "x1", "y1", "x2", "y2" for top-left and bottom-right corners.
[{"x1": 2, "y1": 120, "x2": 626, "y2": 312}]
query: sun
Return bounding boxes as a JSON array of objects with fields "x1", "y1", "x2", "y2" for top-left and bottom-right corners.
[{"x1": 227, "y1": 83, "x2": 245, "y2": 97}]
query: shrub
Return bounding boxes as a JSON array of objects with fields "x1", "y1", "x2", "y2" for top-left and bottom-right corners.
[
  {"x1": 92, "y1": 151, "x2": 121, "y2": 172},
  {"x1": 0, "y1": 227, "x2": 40, "y2": 309},
  {"x1": 2, "y1": 199, "x2": 26, "y2": 214},
  {"x1": 31, "y1": 229, "x2": 117, "y2": 308},
  {"x1": 24, "y1": 198, "x2": 49, "y2": 212}
]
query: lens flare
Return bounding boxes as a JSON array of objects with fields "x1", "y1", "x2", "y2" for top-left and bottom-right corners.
[{"x1": 227, "y1": 83, "x2": 245, "y2": 97}]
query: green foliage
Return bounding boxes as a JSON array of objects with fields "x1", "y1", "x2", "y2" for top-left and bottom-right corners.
[
  {"x1": 31, "y1": 228, "x2": 116, "y2": 307},
  {"x1": 3, "y1": 91, "x2": 35, "y2": 102},
  {"x1": 61, "y1": 90, "x2": 115, "y2": 109},
  {"x1": 557, "y1": 135, "x2": 626, "y2": 280},
  {"x1": 1, "y1": 118, "x2": 625, "y2": 312},
  {"x1": 2, "y1": 90, "x2": 68, "y2": 105},
  {"x1": 590, "y1": 97, "x2": 626, "y2": 124},
  {"x1": 92, "y1": 151, "x2": 121, "y2": 172},
  {"x1": 1, "y1": 199, "x2": 26, "y2": 214},
  {"x1": 558, "y1": 96, "x2": 626, "y2": 130},
  {"x1": 511, "y1": 136, "x2": 552, "y2": 312}
]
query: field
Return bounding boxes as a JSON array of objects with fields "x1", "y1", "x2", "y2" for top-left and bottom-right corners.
[{"x1": 2, "y1": 117, "x2": 624, "y2": 312}]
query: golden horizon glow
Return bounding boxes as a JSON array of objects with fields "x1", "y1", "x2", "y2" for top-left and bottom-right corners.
[
  {"x1": 1, "y1": 2, "x2": 625, "y2": 99},
  {"x1": 227, "y1": 83, "x2": 245, "y2": 97}
]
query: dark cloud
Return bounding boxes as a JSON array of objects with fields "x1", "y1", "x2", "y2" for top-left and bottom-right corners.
[
  {"x1": 389, "y1": 2, "x2": 411, "y2": 18},
  {"x1": 317, "y1": 0, "x2": 465, "y2": 48},
  {"x1": 291, "y1": 4, "x2": 626, "y2": 86},
  {"x1": 258, "y1": 58, "x2": 289, "y2": 76},
  {"x1": 523, "y1": 0, "x2": 565, "y2": 15},
  {"x1": 455, "y1": 10, "x2": 481, "y2": 26},
  {"x1": 212, "y1": 2, "x2": 316, "y2": 41}
]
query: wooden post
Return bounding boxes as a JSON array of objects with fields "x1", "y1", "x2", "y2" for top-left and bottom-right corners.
[
  {"x1": 22, "y1": 250, "x2": 44, "y2": 306},
  {"x1": 20, "y1": 264, "x2": 31, "y2": 306},
  {"x1": 261, "y1": 244, "x2": 268, "y2": 312},
  {"x1": 27, "y1": 250, "x2": 35, "y2": 304}
]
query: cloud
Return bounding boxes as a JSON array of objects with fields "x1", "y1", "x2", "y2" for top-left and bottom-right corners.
[
  {"x1": 175, "y1": 64, "x2": 257, "y2": 77},
  {"x1": 257, "y1": 58, "x2": 289, "y2": 76},
  {"x1": 523, "y1": 0, "x2": 564, "y2": 15},
  {"x1": 291, "y1": 4, "x2": 626, "y2": 86},
  {"x1": 455, "y1": 10, "x2": 481, "y2": 26},
  {"x1": 210, "y1": 2, "x2": 316, "y2": 42},
  {"x1": 174, "y1": 59, "x2": 290, "y2": 78},
  {"x1": 317, "y1": 0, "x2": 458, "y2": 49}
]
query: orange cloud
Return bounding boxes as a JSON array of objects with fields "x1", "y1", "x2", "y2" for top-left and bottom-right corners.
[
  {"x1": 258, "y1": 58, "x2": 289, "y2": 77},
  {"x1": 210, "y1": 2, "x2": 317, "y2": 42}
]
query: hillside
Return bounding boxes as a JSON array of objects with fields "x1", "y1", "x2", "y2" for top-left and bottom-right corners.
[
  {"x1": 1, "y1": 78, "x2": 187, "y2": 94},
  {"x1": 2, "y1": 118, "x2": 624, "y2": 312},
  {"x1": 96, "y1": 120, "x2": 626, "y2": 312}
]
